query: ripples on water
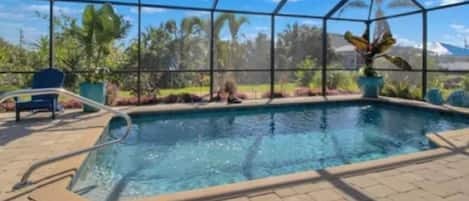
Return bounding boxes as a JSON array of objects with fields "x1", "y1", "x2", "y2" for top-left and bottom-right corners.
[{"x1": 73, "y1": 102, "x2": 469, "y2": 201}]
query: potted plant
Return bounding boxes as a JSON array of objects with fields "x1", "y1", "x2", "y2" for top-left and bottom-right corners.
[
  {"x1": 80, "y1": 67, "x2": 110, "y2": 112},
  {"x1": 70, "y1": 3, "x2": 128, "y2": 111},
  {"x1": 344, "y1": 27, "x2": 412, "y2": 98}
]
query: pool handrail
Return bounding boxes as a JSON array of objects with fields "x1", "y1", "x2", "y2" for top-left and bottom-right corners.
[{"x1": 0, "y1": 88, "x2": 132, "y2": 190}]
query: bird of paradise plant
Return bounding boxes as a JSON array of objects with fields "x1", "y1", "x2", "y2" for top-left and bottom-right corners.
[{"x1": 344, "y1": 28, "x2": 412, "y2": 77}]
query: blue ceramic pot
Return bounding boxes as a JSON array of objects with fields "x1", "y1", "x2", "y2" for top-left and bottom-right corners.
[
  {"x1": 425, "y1": 88, "x2": 444, "y2": 105},
  {"x1": 357, "y1": 76, "x2": 384, "y2": 98},
  {"x1": 447, "y1": 89, "x2": 469, "y2": 107},
  {"x1": 79, "y1": 82, "x2": 106, "y2": 112}
]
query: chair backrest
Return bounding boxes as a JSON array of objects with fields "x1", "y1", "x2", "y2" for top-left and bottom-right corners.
[{"x1": 32, "y1": 68, "x2": 65, "y2": 100}]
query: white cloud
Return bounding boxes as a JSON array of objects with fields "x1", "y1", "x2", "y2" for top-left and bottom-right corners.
[
  {"x1": 395, "y1": 37, "x2": 421, "y2": 48},
  {"x1": 24, "y1": 4, "x2": 78, "y2": 15},
  {"x1": 301, "y1": 20, "x2": 320, "y2": 26},
  {"x1": 440, "y1": 24, "x2": 469, "y2": 47},
  {"x1": 421, "y1": 0, "x2": 464, "y2": 6},
  {"x1": 450, "y1": 24, "x2": 465, "y2": 30},
  {"x1": 440, "y1": 0, "x2": 464, "y2": 6},
  {"x1": 130, "y1": 7, "x2": 166, "y2": 14},
  {"x1": 449, "y1": 24, "x2": 469, "y2": 35},
  {"x1": 185, "y1": 11, "x2": 208, "y2": 17}
]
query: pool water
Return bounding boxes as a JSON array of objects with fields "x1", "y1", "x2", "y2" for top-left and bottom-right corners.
[{"x1": 73, "y1": 101, "x2": 469, "y2": 201}]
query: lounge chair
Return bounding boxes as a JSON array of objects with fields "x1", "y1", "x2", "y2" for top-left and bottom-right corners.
[{"x1": 15, "y1": 68, "x2": 65, "y2": 121}]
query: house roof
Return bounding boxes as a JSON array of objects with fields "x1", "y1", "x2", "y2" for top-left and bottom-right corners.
[{"x1": 440, "y1": 43, "x2": 469, "y2": 56}]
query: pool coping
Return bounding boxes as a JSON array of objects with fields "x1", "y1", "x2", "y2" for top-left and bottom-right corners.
[{"x1": 15, "y1": 95, "x2": 469, "y2": 201}]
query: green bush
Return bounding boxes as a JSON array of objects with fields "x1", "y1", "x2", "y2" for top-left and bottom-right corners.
[
  {"x1": 327, "y1": 71, "x2": 359, "y2": 92},
  {"x1": 294, "y1": 57, "x2": 317, "y2": 87},
  {"x1": 381, "y1": 80, "x2": 421, "y2": 100}
]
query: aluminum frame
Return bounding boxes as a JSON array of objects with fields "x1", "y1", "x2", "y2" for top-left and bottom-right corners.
[{"x1": 3, "y1": 0, "x2": 469, "y2": 102}]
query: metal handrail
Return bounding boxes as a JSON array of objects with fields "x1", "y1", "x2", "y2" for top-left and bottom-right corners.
[{"x1": 0, "y1": 88, "x2": 132, "y2": 190}]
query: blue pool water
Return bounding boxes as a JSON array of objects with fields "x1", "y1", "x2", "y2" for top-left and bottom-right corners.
[{"x1": 73, "y1": 101, "x2": 469, "y2": 201}]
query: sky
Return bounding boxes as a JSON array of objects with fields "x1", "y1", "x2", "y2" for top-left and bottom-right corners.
[{"x1": 0, "y1": 0, "x2": 468, "y2": 49}]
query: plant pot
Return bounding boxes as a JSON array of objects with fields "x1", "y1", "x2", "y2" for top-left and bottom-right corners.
[
  {"x1": 357, "y1": 76, "x2": 383, "y2": 98},
  {"x1": 79, "y1": 82, "x2": 106, "y2": 112}
]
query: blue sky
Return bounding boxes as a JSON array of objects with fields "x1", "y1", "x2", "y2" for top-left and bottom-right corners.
[{"x1": 0, "y1": 0, "x2": 468, "y2": 49}]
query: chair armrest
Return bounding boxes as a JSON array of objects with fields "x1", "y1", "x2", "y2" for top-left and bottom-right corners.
[{"x1": 14, "y1": 88, "x2": 32, "y2": 103}]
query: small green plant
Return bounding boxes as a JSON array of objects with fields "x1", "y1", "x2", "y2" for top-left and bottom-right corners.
[
  {"x1": 381, "y1": 78, "x2": 421, "y2": 100},
  {"x1": 327, "y1": 71, "x2": 359, "y2": 92},
  {"x1": 294, "y1": 57, "x2": 316, "y2": 87},
  {"x1": 461, "y1": 75, "x2": 469, "y2": 91}
]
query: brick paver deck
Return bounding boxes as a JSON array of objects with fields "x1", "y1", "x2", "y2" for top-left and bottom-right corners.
[
  {"x1": 219, "y1": 150, "x2": 469, "y2": 201},
  {"x1": 1, "y1": 97, "x2": 469, "y2": 201},
  {"x1": 0, "y1": 109, "x2": 113, "y2": 201}
]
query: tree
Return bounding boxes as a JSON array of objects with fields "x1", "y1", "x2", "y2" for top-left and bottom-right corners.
[
  {"x1": 226, "y1": 14, "x2": 249, "y2": 70},
  {"x1": 70, "y1": 3, "x2": 130, "y2": 70}
]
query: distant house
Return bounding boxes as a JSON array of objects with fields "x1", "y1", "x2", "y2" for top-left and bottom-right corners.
[
  {"x1": 429, "y1": 42, "x2": 469, "y2": 70},
  {"x1": 329, "y1": 34, "x2": 364, "y2": 69},
  {"x1": 334, "y1": 45, "x2": 364, "y2": 69}
]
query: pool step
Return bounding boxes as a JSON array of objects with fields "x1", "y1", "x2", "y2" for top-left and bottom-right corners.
[{"x1": 28, "y1": 186, "x2": 87, "y2": 201}]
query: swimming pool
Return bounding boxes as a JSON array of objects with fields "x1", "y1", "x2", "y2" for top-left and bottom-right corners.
[{"x1": 72, "y1": 101, "x2": 469, "y2": 201}]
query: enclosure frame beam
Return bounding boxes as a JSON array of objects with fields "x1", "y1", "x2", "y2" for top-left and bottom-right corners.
[
  {"x1": 137, "y1": 0, "x2": 142, "y2": 104},
  {"x1": 367, "y1": 0, "x2": 374, "y2": 21},
  {"x1": 49, "y1": 0, "x2": 54, "y2": 68},
  {"x1": 209, "y1": 0, "x2": 218, "y2": 101},
  {"x1": 273, "y1": 0, "x2": 288, "y2": 15},
  {"x1": 321, "y1": 0, "x2": 350, "y2": 96},
  {"x1": 4, "y1": 0, "x2": 469, "y2": 104},
  {"x1": 422, "y1": 10, "x2": 428, "y2": 99},
  {"x1": 270, "y1": 15, "x2": 276, "y2": 99},
  {"x1": 321, "y1": 19, "x2": 328, "y2": 96},
  {"x1": 325, "y1": 0, "x2": 350, "y2": 19},
  {"x1": 46, "y1": 0, "x2": 368, "y2": 23},
  {"x1": 410, "y1": 0, "x2": 425, "y2": 11}
]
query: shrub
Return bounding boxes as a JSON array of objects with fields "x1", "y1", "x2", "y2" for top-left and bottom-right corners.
[
  {"x1": 295, "y1": 57, "x2": 317, "y2": 87},
  {"x1": 327, "y1": 71, "x2": 359, "y2": 92},
  {"x1": 235, "y1": 93, "x2": 248, "y2": 100},
  {"x1": 115, "y1": 97, "x2": 139, "y2": 106},
  {"x1": 294, "y1": 87, "x2": 321, "y2": 96},
  {"x1": 163, "y1": 93, "x2": 203, "y2": 103},
  {"x1": 224, "y1": 80, "x2": 237, "y2": 96},
  {"x1": 106, "y1": 83, "x2": 119, "y2": 105},
  {"x1": 214, "y1": 91, "x2": 247, "y2": 101},
  {"x1": 295, "y1": 87, "x2": 313, "y2": 96},
  {"x1": 0, "y1": 102, "x2": 15, "y2": 112},
  {"x1": 262, "y1": 91, "x2": 288, "y2": 98},
  {"x1": 326, "y1": 89, "x2": 340, "y2": 96},
  {"x1": 140, "y1": 96, "x2": 158, "y2": 105},
  {"x1": 61, "y1": 99, "x2": 83, "y2": 109},
  {"x1": 381, "y1": 80, "x2": 421, "y2": 100}
]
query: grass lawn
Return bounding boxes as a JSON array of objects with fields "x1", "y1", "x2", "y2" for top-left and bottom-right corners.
[{"x1": 55, "y1": 82, "x2": 360, "y2": 102}]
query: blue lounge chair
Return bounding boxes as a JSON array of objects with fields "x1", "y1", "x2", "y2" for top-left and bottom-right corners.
[{"x1": 15, "y1": 68, "x2": 65, "y2": 121}]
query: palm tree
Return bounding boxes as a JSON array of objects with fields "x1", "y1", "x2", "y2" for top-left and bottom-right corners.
[
  {"x1": 164, "y1": 16, "x2": 206, "y2": 70},
  {"x1": 71, "y1": 3, "x2": 130, "y2": 69},
  {"x1": 226, "y1": 14, "x2": 249, "y2": 70}
]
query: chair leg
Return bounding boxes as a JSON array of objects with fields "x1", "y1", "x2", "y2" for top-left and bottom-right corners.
[
  {"x1": 52, "y1": 107, "x2": 56, "y2": 120},
  {"x1": 16, "y1": 110, "x2": 20, "y2": 122}
]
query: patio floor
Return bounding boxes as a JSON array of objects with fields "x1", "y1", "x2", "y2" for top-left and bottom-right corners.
[
  {"x1": 218, "y1": 147, "x2": 469, "y2": 201},
  {"x1": 1, "y1": 97, "x2": 469, "y2": 201}
]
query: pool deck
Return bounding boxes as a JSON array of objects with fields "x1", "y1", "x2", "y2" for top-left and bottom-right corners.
[{"x1": 2, "y1": 95, "x2": 469, "y2": 201}]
